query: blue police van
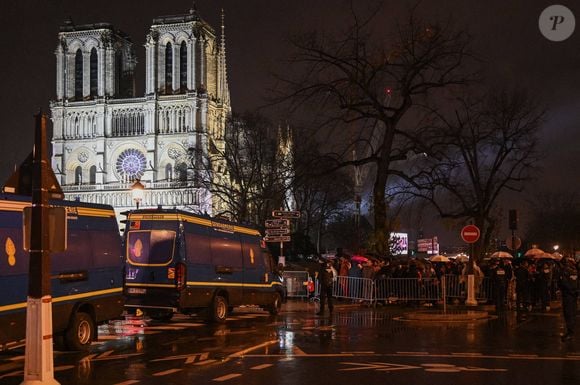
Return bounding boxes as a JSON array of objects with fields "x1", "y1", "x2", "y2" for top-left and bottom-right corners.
[
  {"x1": 0, "y1": 194, "x2": 124, "y2": 351},
  {"x1": 123, "y1": 209, "x2": 284, "y2": 322}
]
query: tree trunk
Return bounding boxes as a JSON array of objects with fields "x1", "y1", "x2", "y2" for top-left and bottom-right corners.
[{"x1": 372, "y1": 125, "x2": 395, "y2": 255}]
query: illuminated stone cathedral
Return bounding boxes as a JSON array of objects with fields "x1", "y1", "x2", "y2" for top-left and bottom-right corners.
[{"x1": 50, "y1": 6, "x2": 230, "y2": 218}]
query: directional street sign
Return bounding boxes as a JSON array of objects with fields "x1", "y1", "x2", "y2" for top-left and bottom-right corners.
[
  {"x1": 265, "y1": 228, "x2": 290, "y2": 236},
  {"x1": 264, "y1": 235, "x2": 291, "y2": 243},
  {"x1": 265, "y1": 219, "x2": 290, "y2": 228},
  {"x1": 272, "y1": 210, "x2": 301, "y2": 219}
]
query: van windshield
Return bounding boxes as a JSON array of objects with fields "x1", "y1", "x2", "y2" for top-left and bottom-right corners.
[{"x1": 127, "y1": 230, "x2": 175, "y2": 266}]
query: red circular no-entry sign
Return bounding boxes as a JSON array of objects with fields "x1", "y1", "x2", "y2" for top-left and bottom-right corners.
[{"x1": 461, "y1": 225, "x2": 480, "y2": 243}]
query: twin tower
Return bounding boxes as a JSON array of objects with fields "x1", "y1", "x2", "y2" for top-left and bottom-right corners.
[{"x1": 50, "y1": 7, "x2": 231, "y2": 216}]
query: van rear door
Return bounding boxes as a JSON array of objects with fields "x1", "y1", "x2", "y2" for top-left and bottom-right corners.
[{"x1": 125, "y1": 222, "x2": 178, "y2": 291}]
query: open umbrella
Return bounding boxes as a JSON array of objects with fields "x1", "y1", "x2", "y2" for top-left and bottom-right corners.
[
  {"x1": 351, "y1": 255, "x2": 369, "y2": 263},
  {"x1": 524, "y1": 248, "x2": 545, "y2": 257},
  {"x1": 455, "y1": 254, "x2": 469, "y2": 263},
  {"x1": 552, "y1": 252, "x2": 563, "y2": 261},
  {"x1": 429, "y1": 255, "x2": 450, "y2": 263},
  {"x1": 490, "y1": 251, "x2": 513, "y2": 259},
  {"x1": 533, "y1": 252, "x2": 555, "y2": 260}
]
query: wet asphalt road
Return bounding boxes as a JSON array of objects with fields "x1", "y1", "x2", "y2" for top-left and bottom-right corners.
[{"x1": 0, "y1": 300, "x2": 578, "y2": 385}]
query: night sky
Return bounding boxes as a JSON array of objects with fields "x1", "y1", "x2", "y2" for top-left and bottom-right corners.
[{"x1": 0, "y1": 0, "x2": 579, "y2": 243}]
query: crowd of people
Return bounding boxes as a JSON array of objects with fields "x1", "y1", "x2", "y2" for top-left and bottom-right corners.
[{"x1": 312, "y1": 251, "x2": 578, "y2": 340}]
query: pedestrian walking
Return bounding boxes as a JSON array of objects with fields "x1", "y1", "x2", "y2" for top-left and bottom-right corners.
[
  {"x1": 317, "y1": 258, "x2": 337, "y2": 315},
  {"x1": 558, "y1": 256, "x2": 578, "y2": 341}
]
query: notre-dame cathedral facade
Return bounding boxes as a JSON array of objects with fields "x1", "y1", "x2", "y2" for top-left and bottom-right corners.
[{"x1": 50, "y1": 7, "x2": 230, "y2": 218}]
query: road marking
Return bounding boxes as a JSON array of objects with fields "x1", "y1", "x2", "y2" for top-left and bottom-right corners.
[
  {"x1": 250, "y1": 364, "x2": 273, "y2": 370},
  {"x1": 227, "y1": 330, "x2": 256, "y2": 335},
  {"x1": 239, "y1": 352, "x2": 580, "y2": 361},
  {"x1": 213, "y1": 373, "x2": 242, "y2": 381},
  {"x1": 451, "y1": 352, "x2": 483, "y2": 356},
  {"x1": 82, "y1": 352, "x2": 144, "y2": 362},
  {"x1": 293, "y1": 346, "x2": 307, "y2": 355},
  {"x1": 422, "y1": 363, "x2": 507, "y2": 373},
  {"x1": 153, "y1": 368, "x2": 182, "y2": 376},
  {"x1": 144, "y1": 326, "x2": 185, "y2": 331},
  {"x1": 113, "y1": 380, "x2": 140, "y2": 385},
  {"x1": 170, "y1": 323, "x2": 204, "y2": 327},
  {"x1": 340, "y1": 362, "x2": 420, "y2": 372},
  {"x1": 195, "y1": 359, "x2": 218, "y2": 366},
  {"x1": 98, "y1": 335, "x2": 121, "y2": 340},
  {"x1": 228, "y1": 340, "x2": 278, "y2": 358},
  {"x1": 340, "y1": 362, "x2": 508, "y2": 373},
  {"x1": 151, "y1": 352, "x2": 209, "y2": 364}
]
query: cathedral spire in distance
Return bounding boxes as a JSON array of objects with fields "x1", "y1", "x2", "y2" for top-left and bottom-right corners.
[{"x1": 220, "y1": 8, "x2": 230, "y2": 106}]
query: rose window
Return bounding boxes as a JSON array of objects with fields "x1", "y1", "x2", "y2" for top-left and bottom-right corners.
[{"x1": 116, "y1": 148, "x2": 146, "y2": 181}]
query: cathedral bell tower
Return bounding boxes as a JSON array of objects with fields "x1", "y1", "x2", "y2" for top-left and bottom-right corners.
[{"x1": 50, "y1": 7, "x2": 231, "y2": 219}]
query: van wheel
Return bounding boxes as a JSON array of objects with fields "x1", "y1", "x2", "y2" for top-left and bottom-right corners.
[
  {"x1": 65, "y1": 311, "x2": 95, "y2": 351},
  {"x1": 268, "y1": 292, "x2": 282, "y2": 315},
  {"x1": 209, "y1": 295, "x2": 228, "y2": 323}
]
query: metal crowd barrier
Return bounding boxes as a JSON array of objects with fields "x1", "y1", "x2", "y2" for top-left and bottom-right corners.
[
  {"x1": 281, "y1": 271, "x2": 311, "y2": 299},
  {"x1": 444, "y1": 275, "x2": 493, "y2": 301},
  {"x1": 281, "y1": 274, "x2": 543, "y2": 305},
  {"x1": 333, "y1": 276, "x2": 375, "y2": 302},
  {"x1": 374, "y1": 277, "x2": 441, "y2": 302}
]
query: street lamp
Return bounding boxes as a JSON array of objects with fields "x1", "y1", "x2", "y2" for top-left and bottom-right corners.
[
  {"x1": 553, "y1": 244, "x2": 560, "y2": 252},
  {"x1": 131, "y1": 179, "x2": 145, "y2": 209}
]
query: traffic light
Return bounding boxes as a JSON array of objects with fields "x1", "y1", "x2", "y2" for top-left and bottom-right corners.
[{"x1": 508, "y1": 209, "x2": 518, "y2": 230}]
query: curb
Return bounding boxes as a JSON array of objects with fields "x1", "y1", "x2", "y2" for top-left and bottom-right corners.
[{"x1": 402, "y1": 309, "x2": 490, "y2": 322}]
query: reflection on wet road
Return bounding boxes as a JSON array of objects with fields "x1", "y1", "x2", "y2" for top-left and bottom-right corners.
[{"x1": 0, "y1": 302, "x2": 578, "y2": 385}]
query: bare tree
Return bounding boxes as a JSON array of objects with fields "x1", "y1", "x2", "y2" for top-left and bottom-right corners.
[
  {"x1": 192, "y1": 112, "x2": 288, "y2": 224},
  {"x1": 396, "y1": 88, "x2": 545, "y2": 262},
  {"x1": 273, "y1": 3, "x2": 475, "y2": 254}
]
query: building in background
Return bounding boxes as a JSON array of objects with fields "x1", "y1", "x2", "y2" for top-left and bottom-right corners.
[{"x1": 50, "y1": 6, "x2": 230, "y2": 218}]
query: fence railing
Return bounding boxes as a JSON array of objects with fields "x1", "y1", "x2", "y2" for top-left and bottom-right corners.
[
  {"x1": 281, "y1": 271, "x2": 310, "y2": 299},
  {"x1": 281, "y1": 272, "x2": 561, "y2": 306},
  {"x1": 282, "y1": 272, "x2": 503, "y2": 304}
]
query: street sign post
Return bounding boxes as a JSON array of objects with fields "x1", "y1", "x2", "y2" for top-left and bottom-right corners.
[
  {"x1": 268, "y1": 210, "x2": 300, "y2": 267},
  {"x1": 460, "y1": 224, "x2": 480, "y2": 308}
]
